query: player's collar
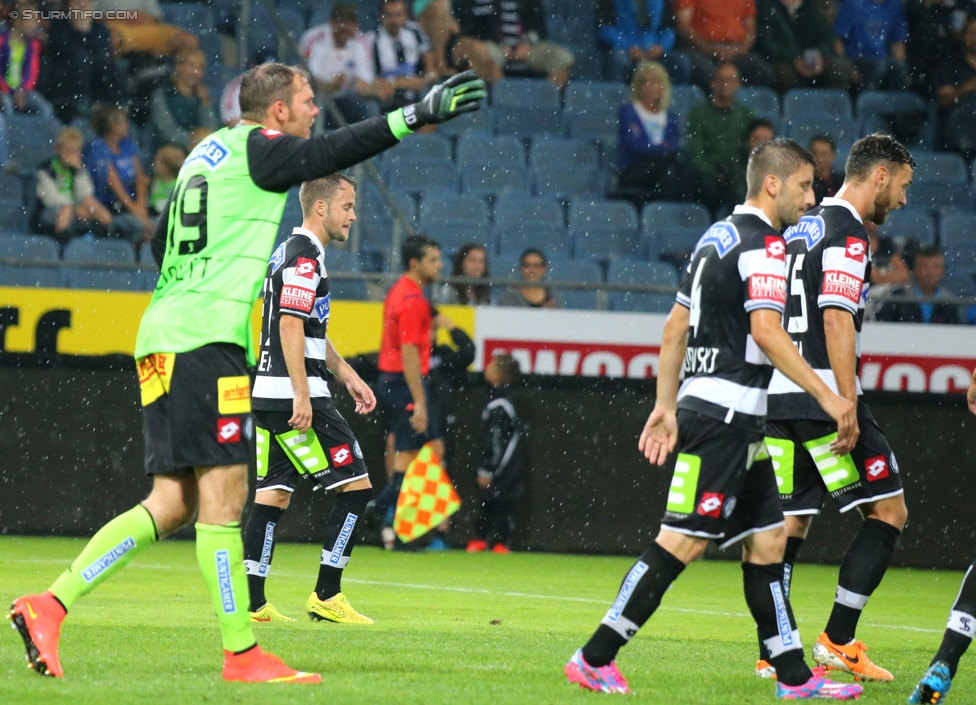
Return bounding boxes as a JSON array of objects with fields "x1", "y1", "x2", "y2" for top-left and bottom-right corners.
[
  {"x1": 291, "y1": 226, "x2": 326, "y2": 258},
  {"x1": 820, "y1": 197, "x2": 863, "y2": 223},
  {"x1": 732, "y1": 204, "x2": 773, "y2": 228}
]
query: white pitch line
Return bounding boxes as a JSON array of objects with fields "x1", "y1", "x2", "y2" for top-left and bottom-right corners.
[{"x1": 5, "y1": 558, "x2": 944, "y2": 634}]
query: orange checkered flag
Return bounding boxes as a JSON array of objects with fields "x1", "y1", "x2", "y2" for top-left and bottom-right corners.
[{"x1": 393, "y1": 443, "x2": 461, "y2": 543}]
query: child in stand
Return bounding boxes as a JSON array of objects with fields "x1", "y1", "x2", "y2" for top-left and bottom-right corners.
[
  {"x1": 149, "y1": 144, "x2": 185, "y2": 217},
  {"x1": 466, "y1": 353, "x2": 526, "y2": 554}
]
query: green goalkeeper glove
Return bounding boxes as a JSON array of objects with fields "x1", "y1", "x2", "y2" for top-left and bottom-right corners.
[{"x1": 402, "y1": 70, "x2": 486, "y2": 129}]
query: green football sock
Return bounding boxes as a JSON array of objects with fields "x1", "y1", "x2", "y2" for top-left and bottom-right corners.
[
  {"x1": 50, "y1": 505, "x2": 158, "y2": 610},
  {"x1": 195, "y1": 522, "x2": 257, "y2": 654}
]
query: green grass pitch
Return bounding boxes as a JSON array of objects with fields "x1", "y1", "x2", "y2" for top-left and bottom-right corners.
[{"x1": 0, "y1": 537, "x2": 967, "y2": 704}]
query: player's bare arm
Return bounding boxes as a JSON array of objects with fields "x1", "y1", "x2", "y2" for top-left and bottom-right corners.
[
  {"x1": 639, "y1": 303, "x2": 689, "y2": 466},
  {"x1": 400, "y1": 342, "x2": 428, "y2": 434},
  {"x1": 750, "y1": 308, "x2": 858, "y2": 454},
  {"x1": 280, "y1": 314, "x2": 313, "y2": 432},
  {"x1": 325, "y1": 337, "x2": 376, "y2": 415},
  {"x1": 968, "y1": 367, "x2": 976, "y2": 416},
  {"x1": 822, "y1": 307, "x2": 859, "y2": 405}
]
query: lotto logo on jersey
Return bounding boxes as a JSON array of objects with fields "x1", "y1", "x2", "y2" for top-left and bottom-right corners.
[
  {"x1": 765, "y1": 236, "x2": 786, "y2": 260},
  {"x1": 330, "y1": 444, "x2": 354, "y2": 467},
  {"x1": 294, "y1": 258, "x2": 317, "y2": 279},
  {"x1": 749, "y1": 274, "x2": 787, "y2": 304},
  {"x1": 865, "y1": 455, "x2": 889, "y2": 481},
  {"x1": 280, "y1": 285, "x2": 315, "y2": 312},
  {"x1": 697, "y1": 492, "x2": 724, "y2": 518},
  {"x1": 822, "y1": 270, "x2": 862, "y2": 304},
  {"x1": 845, "y1": 237, "x2": 867, "y2": 262},
  {"x1": 217, "y1": 418, "x2": 242, "y2": 444}
]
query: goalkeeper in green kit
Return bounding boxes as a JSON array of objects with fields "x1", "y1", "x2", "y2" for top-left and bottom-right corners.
[{"x1": 8, "y1": 62, "x2": 484, "y2": 684}]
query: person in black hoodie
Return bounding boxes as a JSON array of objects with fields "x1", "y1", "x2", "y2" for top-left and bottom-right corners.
[{"x1": 465, "y1": 352, "x2": 526, "y2": 554}]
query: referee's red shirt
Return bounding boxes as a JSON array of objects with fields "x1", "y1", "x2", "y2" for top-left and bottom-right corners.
[{"x1": 378, "y1": 275, "x2": 432, "y2": 374}]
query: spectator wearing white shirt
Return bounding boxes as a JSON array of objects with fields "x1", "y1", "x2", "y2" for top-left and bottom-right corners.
[{"x1": 299, "y1": 2, "x2": 390, "y2": 125}]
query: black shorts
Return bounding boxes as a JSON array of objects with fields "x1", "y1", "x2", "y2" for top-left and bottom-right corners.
[
  {"x1": 661, "y1": 410, "x2": 784, "y2": 548},
  {"x1": 139, "y1": 343, "x2": 254, "y2": 474},
  {"x1": 766, "y1": 403, "x2": 904, "y2": 515},
  {"x1": 254, "y1": 405, "x2": 368, "y2": 493},
  {"x1": 377, "y1": 372, "x2": 442, "y2": 452}
]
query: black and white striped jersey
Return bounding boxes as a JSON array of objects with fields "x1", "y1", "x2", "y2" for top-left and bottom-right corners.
[
  {"x1": 369, "y1": 22, "x2": 430, "y2": 80},
  {"x1": 252, "y1": 228, "x2": 332, "y2": 411},
  {"x1": 767, "y1": 198, "x2": 870, "y2": 422},
  {"x1": 675, "y1": 205, "x2": 788, "y2": 433}
]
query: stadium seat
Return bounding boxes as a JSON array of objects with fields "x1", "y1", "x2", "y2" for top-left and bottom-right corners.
[
  {"x1": 0, "y1": 198, "x2": 29, "y2": 231},
  {"x1": 669, "y1": 84, "x2": 707, "y2": 119},
  {"x1": 878, "y1": 207, "x2": 938, "y2": 244},
  {"x1": 528, "y1": 135, "x2": 600, "y2": 169},
  {"x1": 63, "y1": 267, "x2": 148, "y2": 291},
  {"x1": 909, "y1": 182, "x2": 972, "y2": 214},
  {"x1": 912, "y1": 151, "x2": 969, "y2": 185},
  {"x1": 564, "y1": 81, "x2": 629, "y2": 116},
  {"x1": 390, "y1": 133, "x2": 453, "y2": 161},
  {"x1": 644, "y1": 224, "x2": 704, "y2": 264},
  {"x1": 493, "y1": 222, "x2": 570, "y2": 258},
  {"x1": 641, "y1": 201, "x2": 711, "y2": 232},
  {"x1": 571, "y1": 227, "x2": 643, "y2": 260},
  {"x1": 784, "y1": 115, "x2": 858, "y2": 147},
  {"x1": 63, "y1": 238, "x2": 137, "y2": 264},
  {"x1": 437, "y1": 106, "x2": 493, "y2": 136},
  {"x1": 387, "y1": 157, "x2": 458, "y2": 195},
  {"x1": 606, "y1": 258, "x2": 679, "y2": 312},
  {"x1": 455, "y1": 132, "x2": 525, "y2": 165},
  {"x1": 493, "y1": 106, "x2": 563, "y2": 138},
  {"x1": 946, "y1": 241, "x2": 976, "y2": 285},
  {"x1": 547, "y1": 259, "x2": 603, "y2": 309},
  {"x1": 0, "y1": 264, "x2": 61, "y2": 288},
  {"x1": 360, "y1": 182, "x2": 417, "y2": 225},
  {"x1": 0, "y1": 113, "x2": 9, "y2": 168},
  {"x1": 564, "y1": 111, "x2": 617, "y2": 142},
  {"x1": 459, "y1": 161, "x2": 529, "y2": 198},
  {"x1": 276, "y1": 187, "x2": 304, "y2": 243},
  {"x1": 5, "y1": 114, "x2": 61, "y2": 174},
  {"x1": 323, "y1": 247, "x2": 362, "y2": 273},
  {"x1": 326, "y1": 278, "x2": 369, "y2": 301},
  {"x1": 855, "y1": 90, "x2": 929, "y2": 141},
  {"x1": 0, "y1": 232, "x2": 59, "y2": 261},
  {"x1": 423, "y1": 218, "x2": 494, "y2": 253},
  {"x1": 568, "y1": 197, "x2": 638, "y2": 233},
  {"x1": 418, "y1": 192, "x2": 490, "y2": 227},
  {"x1": 939, "y1": 212, "x2": 976, "y2": 249},
  {"x1": 492, "y1": 78, "x2": 561, "y2": 110},
  {"x1": 782, "y1": 88, "x2": 853, "y2": 119},
  {"x1": 493, "y1": 193, "x2": 565, "y2": 228},
  {"x1": 738, "y1": 86, "x2": 780, "y2": 121},
  {"x1": 533, "y1": 166, "x2": 605, "y2": 198}
]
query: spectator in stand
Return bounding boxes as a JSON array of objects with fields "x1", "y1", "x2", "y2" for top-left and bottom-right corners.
[
  {"x1": 32, "y1": 127, "x2": 117, "y2": 244},
  {"x1": 410, "y1": 0, "x2": 456, "y2": 77},
  {"x1": 755, "y1": 0, "x2": 857, "y2": 94},
  {"x1": 299, "y1": 3, "x2": 389, "y2": 126},
  {"x1": 95, "y1": 0, "x2": 198, "y2": 58},
  {"x1": 616, "y1": 60, "x2": 688, "y2": 203},
  {"x1": 367, "y1": 0, "x2": 438, "y2": 112},
  {"x1": 453, "y1": 0, "x2": 574, "y2": 89},
  {"x1": 149, "y1": 48, "x2": 217, "y2": 153},
  {"x1": 0, "y1": 1, "x2": 51, "y2": 116},
  {"x1": 809, "y1": 133, "x2": 844, "y2": 204},
  {"x1": 498, "y1": 248, "x2": 561, "y2": 308},
  {"x1": 84, "y1": 104, "x2": 153, "y2": 244},
  {"x1": 39, "y1": 0, "x2": 126, "y2": 125},
  {"x1": 148, "y1": 143, "x2": 184, "y2": 217},
  {"x1": 596, "y1": 0, "x2": 691, "y2": 84},
  {"x1": 833, "y1": 0, "x2": 911, "y2": 91},
  {"x1": 935, "y1": 16, "x2": 976, "y2": 154},
  {"x1": 903, "y1": 0, "x2": 976, "y2": 96},
  {"x1": 746, "y1": 116, "x2": 776, "y2": 152},
  {"x1": 434, "y1": 243, "x2": 493, "y2": 305},
  {"x1": 684, "y1": 62, "x2": 754, "y2": 216},
  {"x1": 876, "y1": 246, "x2": 962, "y2": 324},
  {"x1": 673, "y1": 0, "x2": 774, "y2": 89}
]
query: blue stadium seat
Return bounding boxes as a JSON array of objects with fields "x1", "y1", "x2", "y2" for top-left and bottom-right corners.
[
  {"x1": 63, "y1": 267, "x2": 148, "y2": 291},
  {"x1": 547, "y1": 260, "x2": 603, "y2": 309},
  {"x1": 327, "y1": 278, "x2": 369, "y2": 301},
  {"x1": 392, "y1": 133, "x2": 453, "y2": 161},
  {"x1": 0, "y1": 113, "x2": 9, "y2": 168},
  {"x1": 568, "y1": 198, "x2": 639, "y2": 233},
  {"x1": 570, "y1": 227, "x2": 643, "y2": 260},
  {"x1": 939, "y1": 212, "x2": 976, "y2": 249},
  {"x1": 909, "y1": 182, "x2": 972, "y2": 214},
  {"x1": 459, "y1": 162, "x2": 529, "y2": 198},
  {"x1": 492, "y1": 78, "x2": 561, "y2": 110},
  {"x1": 644, "y1": 225, "x2": 704, "y2": 263},
  {"x1": 360, "y1": 182, "x2": 417, "y2": 226},
  {"x1": 0, "y1": 232, "x2": 59, "y2": 261},
  {"x1": 493, "y1": 193, "x2": 565, "y2": 228},
  {"x1": 419, "y1": 191, "x2": 490, "y2": 227},
  {"x1": 564, "y1": 111, "x2": 617, "y2": 142},
  {"x1": 784, "y1": 115, "x2": 858, "y2": 147},
  {"x1": 946, "y1": 241, "x2": 976, "y2": 282},
  {"x1": 855, "y1": 90, "x2": 929, "y2": 138},
  {"x1": 0, "y1": 264, "x2": 61, "y2": 288},
  {"x1": 455, "y1": 132, "x2": 525, "y2": 165},
  {"x1": 437, "y1": 106, "x2": 493, "y2": 136},
  {"x1": 641, "y1": 201, "x2": 711, "y2": 232},
  {"x1": 528, "y1": 135, "x2": 600, "y2": 169},
  {"x1": 276, "y1": 187, "x2": 304, "y2": 243},
  {"x1": 564, "y1": 81, "x2": 629, "y2": 116},
  {"x1": 0, "y1": 199, "x2": 29, "y2": 231},
  {"x1": 423, "y1": 218, "x2": 494, "y2": 253},
  {"x1": 878, "y1": 207, "x2": 938, "y2": 244},
  {"x1": 493, "y1": 106, "x2": 563, "y2": 138},
  {"x1": 5, "y1": 114, "x2": 61, "y2": 174},
  {"x1": 493, "y1": 222, "x2": 569, "y2": 258},
  {"x1": 160, "y1": 2, "x2": 216, "y2": 33},
  {"x1": 669, "y1": 84, "x2": 707, "y2": 119},
  {"x1": 533, "y1": 166, "x2": 605, "y2": 198},
  {"x1": 63, "y1": 238, "x2": 137, "y2": 264},
  {"x1": 387, "y1": 157, "x2": 458, "y2": 195},
  {"x1": 738, "y1": 86, "x2": 780, "y2": 121},
  {"x1": 782, "y1": 88, "x2": 853, "y2": 119},
  {"x1": 912, "y1": 151, "x2": 969, "y2": 184},
  {"x1": 323, "y1": 247, "x2": 362, "y2": 273},
  {"x1": 606, "y1": 258, "x2": 679, "y2": 312}
]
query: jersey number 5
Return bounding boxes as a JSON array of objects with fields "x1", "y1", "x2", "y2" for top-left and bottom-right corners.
[
  {"x1": 784, "y1": 253, "x2": 808, "y2": 334},
  {"x1": 167, "y1": 174, "x2": 209, "y2": 255}
]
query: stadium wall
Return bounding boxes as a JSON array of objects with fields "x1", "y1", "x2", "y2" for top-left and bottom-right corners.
[{"x1": 0, "y1": 365, "x2": 971, "y2": 570}]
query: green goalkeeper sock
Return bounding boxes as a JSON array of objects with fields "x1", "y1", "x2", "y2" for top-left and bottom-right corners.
[
  {"x1": 50, "y1": 505, "x2": 158, "y2": 610},
  {"x1": 196, "y1": 522, "x2": 257, "y2": 654}
]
